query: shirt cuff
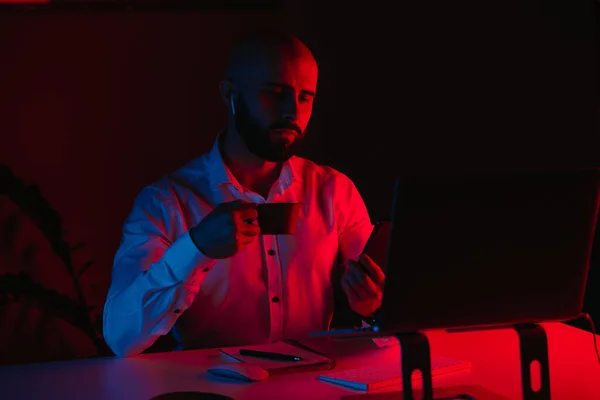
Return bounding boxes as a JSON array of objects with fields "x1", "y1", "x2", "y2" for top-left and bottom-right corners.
[{"x1": 161, "y1": 230, "x2": 218, "y2": 283}]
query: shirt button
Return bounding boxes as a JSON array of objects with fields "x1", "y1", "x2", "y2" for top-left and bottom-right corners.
[
  {"x1": 268, "y1": 249, "x2": 276, "y2": 256},
  {"x1": 271, "y1": 296, "x2": 279, "y2": 303},
  {"x1": 174, "y1": 309, "x2": 181, "y2": 314}
]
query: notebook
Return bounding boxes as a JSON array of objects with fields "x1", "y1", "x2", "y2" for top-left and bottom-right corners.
[
  {"x1": 318, "y1": 356, "x2": 471, "y2": 391},
  {"x1": 220, "y1": 340, "x2": 336, "y2": 375},
  {"x1": 341, "y1": 385, "x2": 509, "y2": 399}
]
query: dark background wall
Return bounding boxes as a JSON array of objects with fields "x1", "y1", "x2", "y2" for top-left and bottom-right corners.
[{"x1": 0, "y1": 0, "x2": 597, "y2": 362}]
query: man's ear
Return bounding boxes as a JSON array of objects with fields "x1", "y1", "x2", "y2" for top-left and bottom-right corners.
[{"x1": 219, "y1": 80, "x2": 234, "y2": 106}]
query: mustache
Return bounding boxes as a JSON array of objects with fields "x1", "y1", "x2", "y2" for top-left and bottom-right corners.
[{"x1": 268, "y1": 122, "x2": 302, "y2": 135}]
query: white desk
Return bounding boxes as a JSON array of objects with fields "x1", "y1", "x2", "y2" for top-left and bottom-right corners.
[{"x1": 1, "y1": 323, "x2": 598, "y2": 400}]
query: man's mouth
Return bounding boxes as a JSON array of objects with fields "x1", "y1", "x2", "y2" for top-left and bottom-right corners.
[{"x1": 270, "y1": 129, "x2": 297, "y2": 136}]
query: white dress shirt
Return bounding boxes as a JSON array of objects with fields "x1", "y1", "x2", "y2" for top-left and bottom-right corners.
[{"x1": 103, "y1": 134, "x2": 374, "y2": 357}]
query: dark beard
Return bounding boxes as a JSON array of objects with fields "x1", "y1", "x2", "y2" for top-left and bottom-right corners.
[{"x1": 234, "y1": 95, "x2": 305, "y2": 162}]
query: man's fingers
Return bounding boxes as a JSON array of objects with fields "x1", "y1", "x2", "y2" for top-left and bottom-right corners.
[
  {"x1": 348, "y1": 260, "x2": 380, "y2": 297},
  {"x1": 346, "y1": 262, "x2": 365, "y2": 283},
  {"x1": 237, "y1": 231, "x2": 258, "y2": 244},
  {"x1": 347, "y1": 259, "x2": 364, "y2": 274},
  {"x1": 362, "y1": 273, "x2": 379, "y2": 294},
  {"x1": 344, "y1": 267, "x2": 368, "y2": 298},
  {"x1": 239, "y1": 223, "x2": 260, "y2": 237},
  {"x1": 342, "y1": 275, "x2": 360, "y2": 303},
  {"x1": 358, "y1": 254, "x2": 386, "y2": 287},
  {"x1": 351, "y1": 264, "x2": 378, "y2": 294},
  {"x1": 238, "y1": 235, "x2": 256, "y2": 245},
  {"x1": 235, "y1": 209, "x2": 259, "y2": 233},
  {"x1": 238, "y1": 208, "x2": 259, "y2": 223},
  {"x1": 347, "y1": 260, "x2": 370, "y2": 286}
]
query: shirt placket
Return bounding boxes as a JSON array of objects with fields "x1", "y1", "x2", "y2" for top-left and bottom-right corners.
[
  {"x1": 262, "y1": 233, "x2": 284, "y2": 342},
  {"x1": 263, "y1": 180, "x2": 289, "y2": 343},
  {"x1": 225, "y1": 179, "x2": 288, "y2": 343}
]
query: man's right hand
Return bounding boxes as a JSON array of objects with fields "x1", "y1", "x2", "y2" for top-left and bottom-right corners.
[{"x1": 190, "y1": 200, "x2": 260, "y2": 259}]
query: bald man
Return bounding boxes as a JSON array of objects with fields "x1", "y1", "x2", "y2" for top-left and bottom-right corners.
[{"x1": 103, "y1": 30, "x2": 385, "y2": 357}]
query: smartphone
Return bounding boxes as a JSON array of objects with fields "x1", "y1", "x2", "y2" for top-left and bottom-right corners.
[{"x1": 360, "y1": 220, "x2": 392, "y2": 275}]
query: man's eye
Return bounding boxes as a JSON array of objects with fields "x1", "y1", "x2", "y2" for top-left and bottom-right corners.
[{"x1": 299, "y1": 95, "x2": 312, "y2": 103}]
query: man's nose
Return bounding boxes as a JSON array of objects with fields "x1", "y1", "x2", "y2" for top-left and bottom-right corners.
[{"x1": 281, "y1": 96, "x2": 299, "y2": 121}]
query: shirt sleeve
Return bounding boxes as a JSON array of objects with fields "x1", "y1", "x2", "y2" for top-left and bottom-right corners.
[
  {"x1": 336, "y1": 174, "x2": 374, "y2": 263},
  {"x1": 102, "y1": 186, "x2": 217, "y2": 357}
]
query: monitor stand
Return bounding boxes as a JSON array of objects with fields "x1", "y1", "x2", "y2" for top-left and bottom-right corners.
[
  {"x1": 395, "y1": 331, "x2": 433, "y2": 400},
  {"x1": 513, "y1": 323, "x2": 551, "y2": 399},
  {"x1": 394, "y1": 323, "x2": 550, "y2": 400}
]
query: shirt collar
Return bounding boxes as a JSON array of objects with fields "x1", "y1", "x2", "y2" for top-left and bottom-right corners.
[{"x1": 207, "y1": 131, "x2": 302, "y2": 192}]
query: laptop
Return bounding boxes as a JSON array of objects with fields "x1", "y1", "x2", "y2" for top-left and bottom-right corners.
[{"x1": 310, "y1": 169, "x2": 600, "y2": 338}]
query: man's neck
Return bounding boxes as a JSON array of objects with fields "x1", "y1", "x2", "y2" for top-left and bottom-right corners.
[{"x1": 220, "y1": 128, "x2": 282, "y2": 198}]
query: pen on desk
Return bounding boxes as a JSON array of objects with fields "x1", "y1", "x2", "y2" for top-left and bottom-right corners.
[{"x1": 239, "y1": 349, "x2": 303, "y2": 362}]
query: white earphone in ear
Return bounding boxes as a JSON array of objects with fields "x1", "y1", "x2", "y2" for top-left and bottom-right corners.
[{"x1": 230, "y1": 94, "x2": 236, "y2": 116}]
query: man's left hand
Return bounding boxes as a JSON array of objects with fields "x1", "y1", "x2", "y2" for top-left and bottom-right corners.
[{"x1": 341, "y1": 254, "x2": 385, "y2": 318}]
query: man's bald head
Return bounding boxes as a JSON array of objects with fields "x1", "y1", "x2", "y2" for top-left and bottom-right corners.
[{"x1": 225, "y1": 29, "x2": 317, "y2": 84}]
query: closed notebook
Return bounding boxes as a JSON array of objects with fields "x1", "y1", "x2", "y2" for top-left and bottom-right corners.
[
  {"x1": 220, "y1": 340, "x2": 335, "y2": 375},
  {"x1": 341, "y1": 385, "x2": 509, "y2": 399},
  {"x1": 319, "y1": 356, "x2": 471, "y2": 391}
]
